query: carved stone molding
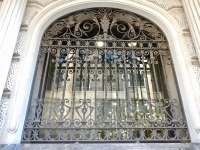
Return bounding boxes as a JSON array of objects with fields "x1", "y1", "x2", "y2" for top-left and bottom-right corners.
[
  {"x1": 28, "y1": 0, "x2": 57, "y2": 7},
  {"x1": 0, "y1": 0, "x2": 27, "y2": 99},
  {"x1": 22, "y1": 7, "x2": 40, "y2": 27},
  {"x1": 147, "y1": 0, "x2": 182, "y2": 11},
  {"x1": 0, "y1": 102, "x2": 8, "y2": 133},
  {"x1": 7, "y1": 75, "x2": 29, "y2": 134},
  {"x1": 14, "y1": 33, "x2": 26, "y2": 56},
  {"x1": 169, "y1": 9, "x2": 189, "y2": 31},
  {"x1": 182, "y1": 1, "x2": 200, "y2": 62},
  {"x1": 4, "y1": 63, "x2": 19, "y2": 91},
  {"x1": 185, "y1": 36, "x2": 198, "y2": 59},
  {"x1": 194, "y1": 67, "x2": 200, "y2": 88}
]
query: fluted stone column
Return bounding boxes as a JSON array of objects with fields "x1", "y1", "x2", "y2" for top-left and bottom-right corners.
[
  {"x1": 182, "y1": 0, "x2": 200, "y2": 134},
  {"x1": 0, "y1": 0, "x2": 27, "y2": 99},
  {"x1": 182, "y1": 0, "x2": 200, "y2": 61}
]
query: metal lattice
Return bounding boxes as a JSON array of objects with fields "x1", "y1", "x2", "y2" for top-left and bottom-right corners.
[{"x1": 22, "y1": 8, "x2": 189, "y2": 142}]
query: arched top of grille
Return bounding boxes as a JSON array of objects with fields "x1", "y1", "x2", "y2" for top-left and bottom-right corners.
[
  {"x1": 44, "y1": 8, "x2": 166, "y2": 40},
  {"x1": 22, "y1": 7, "x2": 190, "y2": 143}
]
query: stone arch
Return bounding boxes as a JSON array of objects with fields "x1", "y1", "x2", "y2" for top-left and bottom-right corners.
[{"x1": 6, "y1": 0, "x2": 200, "y2": 143}]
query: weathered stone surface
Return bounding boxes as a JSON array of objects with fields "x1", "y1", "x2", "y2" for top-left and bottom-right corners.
[{"x1": 0, "y1": 143, "x2": 200, "y2": 150}]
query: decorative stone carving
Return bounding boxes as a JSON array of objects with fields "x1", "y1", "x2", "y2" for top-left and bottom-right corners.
[
  {"x1": 14, "y1": 33, "x2": 26, "y2": 56},
  {"x1": 4, "y1": 63, "x2": 18, "y2": 91},
  {"x1": 147, "y1": 0, "x2": 182, "y2": 11},
  {"x1": 186, "y1": 36, "x2": 198, "y2": 59},
  {"x1": 0, "y1": 102, "x2": 8, "y2": 133},
  {"x1": 22, "y1": 7, "x2": 40, "y2": 26},
  {"x1": 194, "y1": 67, "x2": 200, "y2": 88},
  {"x1": 169, "y1": 9, "x2": 189, "y2": 31},
  {"x1": 28, "y1": 0, "x2": 57, "y2": 7}
]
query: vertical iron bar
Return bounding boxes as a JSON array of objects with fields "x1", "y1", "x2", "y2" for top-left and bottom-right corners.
[
  {"x1": 150, "y1": 51, "x2": 162, "y2": 102},
  {"x1": 60, "y1": 48, "x2": 70, "y2": 120},
  {"x1": 122, "y1": 47, "x2": 131, "y2": 122},
  {"x1": 159, "y1": 53, "x2": 171, "y2": 99},
  {"x1": 71, "y1": 48, "x2": 79, "y2": 124},
  {"x1": 94, "y1": 47, "x2": 98, "y2": 125},
  {"x1": 104, "y1": 43, "x2": 109, "y2": 124},
  {"x1": 141, "y1": 50, "x2": 153, "y2": 120},
  {"x1": 83, "y1": 48, "x2": 89, "y2": 123},
  {"x1": 141, "y1": 51, "x2": 151, "y2": 101},
  {"x1": 159, "y1": 52, "x2": 172, "y2": 122},
  {"x1": 40, "y1": 51, "x2": 50, "y2": 100},
  {"x1": 113, "y1": 44, "x2": 120, "y2": 128},
  {"x1": 132, "y1": 50, "x2": 140, "y2": 101},
  {"x1": 48, "y1": 48, "x2": 60, "y2": 122}
]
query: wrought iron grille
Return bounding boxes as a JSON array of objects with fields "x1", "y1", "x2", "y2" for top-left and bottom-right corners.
[{"x1": 22, "y1": 8, "x2": 189, "y2": 142}]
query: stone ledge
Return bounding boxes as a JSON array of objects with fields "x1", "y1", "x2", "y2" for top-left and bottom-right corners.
[{"x1": 0, "y1": 143, "x2": 200, "y2": 150}]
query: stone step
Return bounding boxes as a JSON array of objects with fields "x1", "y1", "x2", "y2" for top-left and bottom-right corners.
[{"x1": 0, "y1": 143, "x2": 199, "y2": 150}]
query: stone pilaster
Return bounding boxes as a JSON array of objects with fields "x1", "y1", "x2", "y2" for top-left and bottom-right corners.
[
  {"x1": 182, "y1": 0, "x2": 200, "y2": 61},
  {"x1": 0, "y1": 0, "x2": 27, "y2": 99}
]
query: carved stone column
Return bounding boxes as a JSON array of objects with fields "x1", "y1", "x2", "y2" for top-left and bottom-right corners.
[
  {"x1": 0, "y1": 0, "x2": 27, "y2": 99},
  {"x1": 182, "y1": 0, "x2": 200, "y2": 61}
]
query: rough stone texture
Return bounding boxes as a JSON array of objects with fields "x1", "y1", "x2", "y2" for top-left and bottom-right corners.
[
  {"x1": 4, "y1": 63, "x2": 18, "y2": 91},
  {"x1": 14, "y1": 33, "x2": 26, "y2": 56},
  {"x1": 0, "y1": 143, "x2": 200, "y2": 150},
  {"x1": 186, "y1": 36, "x2": 198, "y2": 59},
  {"x1": 27, "y1": 0, "x2": 57, "y2": 7},
  {"x1": 194, "y1": 67, "x2": 200, "y2": 88},
  {"x1": 0, "y1": 102, "x2": 8, "y2": 134},
  {"x1": 169, "y1": 8, "x2": 189, "y2": 31},
  {"x1": 22, "y1": 7, "x2": 40, "y2": 27},
  {"x1": 147, "y1": 0, "x2": 182, "y2": 11}
]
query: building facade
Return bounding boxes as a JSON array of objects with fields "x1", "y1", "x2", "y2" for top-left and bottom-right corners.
[{"x1": 0, "y1": 0, "x2": 200, "y2": 149}]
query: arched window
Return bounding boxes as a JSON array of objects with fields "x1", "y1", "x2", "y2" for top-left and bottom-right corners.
[{"x1": 23, "y1": 8, "x2": 189, "y2": 142}]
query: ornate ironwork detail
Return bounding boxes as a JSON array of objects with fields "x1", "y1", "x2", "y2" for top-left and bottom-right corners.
[
  {"x1": 44, "y1": 8, "x2": 165, "y2": 40},
  {"x1": 23, "y1": 8, "x2": 189, "y2": 142}
]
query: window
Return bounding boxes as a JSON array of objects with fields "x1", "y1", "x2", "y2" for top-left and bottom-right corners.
[{"x1": 22, "y1": 8, "x2": 189, "y2": 142}]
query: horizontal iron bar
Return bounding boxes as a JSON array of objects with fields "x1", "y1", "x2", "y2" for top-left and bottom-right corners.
[
  {"x1": 21, "y1": 139, "x2": 190, "y2": 142},
  {"x1": 43, "y1": 38, "x2": 168, "y2": 42},
  {"x1": 41, "y1": 46, "x2": 169, "y2": 50}
]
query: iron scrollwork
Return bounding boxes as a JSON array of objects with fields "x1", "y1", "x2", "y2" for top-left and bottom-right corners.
[
  {"x1": 23, "y1": 8, "x2": 189, "y2": 142},
  {"x1": 44, "y1": 8, "x2": 165, "y2": 40}
]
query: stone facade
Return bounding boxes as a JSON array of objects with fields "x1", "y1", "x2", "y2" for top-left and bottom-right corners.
[{"x1": 0, "y1": 0, "x2": 200, "y2": 148}]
